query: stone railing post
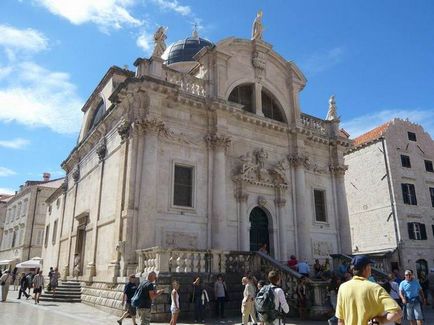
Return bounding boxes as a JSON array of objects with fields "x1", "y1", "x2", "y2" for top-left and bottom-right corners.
[
  {"x1": 156, "y1": 249, "x2": 170, "y2": 272},
  {"x1": 136, "y1": 250, "x2": 144, "y2": 275},
  {"x1": 309, "y1": 281, "x2": 333, "y2": 320}
]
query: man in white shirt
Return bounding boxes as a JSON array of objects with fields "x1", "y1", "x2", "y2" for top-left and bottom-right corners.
[{"x1": 268, "y1": 271, "x2": 289, "y2": 325}]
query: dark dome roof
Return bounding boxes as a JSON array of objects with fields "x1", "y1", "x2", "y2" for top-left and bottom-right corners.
[{"x1": 164, "y1": 37, "x2": 213, "y2": 65}]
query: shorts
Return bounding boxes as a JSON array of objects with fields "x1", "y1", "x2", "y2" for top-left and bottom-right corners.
[
  {"x1": 170, "y1": 306, "x2": 180, "y2": 314},
  {"x1": 404, "y1": 301, "x2": 424, "y2": 320},
  {"x1": 125, "y1": 302, "x2": 136, "y2": 316},
  {"x1": 34, "y1": 287, "x2": 42, "y2": 294}
]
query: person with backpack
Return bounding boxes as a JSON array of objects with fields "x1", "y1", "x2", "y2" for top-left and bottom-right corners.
[
  {"x1": 255, "y1": 271, "x2": 289, "y2": 325},
  {"x1": 131, "y1": 271, "x2": 164, "y2": 325}
]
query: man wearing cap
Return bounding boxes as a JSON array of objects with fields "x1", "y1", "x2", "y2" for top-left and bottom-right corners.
[
  {"x1": 399, "y1": 269, "x2": 426, "y2": 324},
  {"x1": 335, "y1": 255, "x2": 402, "y2": 325}
]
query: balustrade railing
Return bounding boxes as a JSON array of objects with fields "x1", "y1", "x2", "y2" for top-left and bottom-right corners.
[
  {"x1": 164, "y1": 67, "x2": 207, "y2": 97},
  {"x1": 300, "y1": 113, "x2": 328, "y2": 136}
]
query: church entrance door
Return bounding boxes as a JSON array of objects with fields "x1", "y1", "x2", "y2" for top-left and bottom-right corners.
[{"x1": 249, "y1": 207, "x2": 269, "y2": 253}]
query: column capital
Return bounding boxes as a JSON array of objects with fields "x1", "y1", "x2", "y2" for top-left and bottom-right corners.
[
  {"x1": 135, "y1": 118, "x2": 169, "y2": 136},
  {"x1": 117, "y1": 119, "x2": 131, "y2": 142},
  {"x1": 275, "y1": 198, "x2": 286, "y2": 207},
  {"x1": 235, "y1": 192, "x2": 248, "y2": 203},
  {"x1": 205, "y1": 133, "x2": 231, "y2": 150},
  {"x1": 288, "y1": 153, "x2": 309, "y2": 168},
  {"x1": 329, "y1": 164, "x2": 348, "y2": 176}
]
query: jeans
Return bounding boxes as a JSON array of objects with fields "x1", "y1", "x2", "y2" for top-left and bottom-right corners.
[
  {"x1": 404, "y1": 301, "x2": 424, "y2": 321},
  {"x1": 215, "y1": 297, "x2": 225, "y2": 318},
  {"x1": 137, "y1": 307, "x2": 152, "y2": 325}
]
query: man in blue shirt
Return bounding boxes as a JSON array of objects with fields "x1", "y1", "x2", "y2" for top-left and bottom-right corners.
[
  {"x1": 399, "y1": 269, "x2": 427, "y2": 325},
  {"x1": 118, "y1": 274, "x2": 139, "y2": 325}
]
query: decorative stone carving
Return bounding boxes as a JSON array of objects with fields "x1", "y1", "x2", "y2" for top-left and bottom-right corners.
[
  {"x1": 96, "y1": 140, "x2": 107, "y2": 161},
  {"x1": 136, "y1": 118, "x2": 170, "y2": 136},
  {"x1": 152, "y1": 26, "x2": 167, "y2": 58},
  {"x1": 326, "y1": 95, "x2": 339, "y2": 121},
  {"x1": 258, "y1": 196, "x2": 267, "y2": 207},
  {"x1": 61, "y1": 178, "x2": 69, "y2": 193},
  {"x1": 205, "y1": 134, "x2": 231, "y2": 150},
  {"x1": 255, "y1": 148, "x2": 268, "y2": 169},
  {"x1": 329, "y1": 164, "x2": 348, "y2": 176},
  {"x1": 72, "y1": 167, "x2": 80, "y2": 183},
  {"x1": 117, "y1": 119, "x2": 131, "y2": 142},
  {"x1": 251, "y1": 10, "x2": 263, "y2": 40},
  {"x1": 235, "y1": 191, "x2": 248, "y2": 202},
  {"x1": 288, "y1": 153, "x2": 309, "y2": 168},
  {"x1": 233, "y1": 149, "x2": 288, "y2": 188},
  {"x1": 312, "y1": 240, "x2": 333, "y2": 257}
]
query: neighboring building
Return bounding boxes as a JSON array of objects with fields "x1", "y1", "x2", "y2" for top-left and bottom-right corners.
[
  {"x1": 0, "y1": 194, "x2": 13, "y2": 265},
  {"x1": 53, "y1": 19, "x2": 352, "y2": 285},
  {"x1": 41, "y1": 185, "x2": 64, "y2": 274},
  {"x1": 345, "y1": 118, "x2": 434, "y2": 275},
  {"x1": 0, "y1": 173, "x2": 64, "y2": 266}
]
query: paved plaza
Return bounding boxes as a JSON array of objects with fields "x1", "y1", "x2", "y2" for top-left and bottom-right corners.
[{"x1": 1, "y1": 289, "x2": 434, "y2": 325}]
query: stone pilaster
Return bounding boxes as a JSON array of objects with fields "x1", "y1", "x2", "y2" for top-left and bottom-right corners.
[
  {"x1": 235, "y1": 192, "x2": 249, "y2": 251},
  {"x1": 275, "y1": 197, "x2": 287, "y2": 260},
  {"x1": 206, "y1": 134, "x2": 231, "y2": 250}
]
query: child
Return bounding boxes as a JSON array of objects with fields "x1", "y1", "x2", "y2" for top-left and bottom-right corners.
[{"x1": 170, "y1": 280, "x2": 180, "y2": 325}]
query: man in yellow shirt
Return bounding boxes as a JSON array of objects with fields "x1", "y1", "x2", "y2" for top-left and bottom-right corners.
[{"x1": 335, "y1": 255, "x2": 402, "y2": 325}]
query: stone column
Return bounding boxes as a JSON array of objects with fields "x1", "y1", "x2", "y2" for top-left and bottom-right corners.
[
  {"x1": 290, "y1": 155, "x2": 311, "y2": 261},
  {"x1": 331, "y1": 166, "x2": 352, "y2": 254},
  {"x1": 236, "y1": 192, "x2": 249, "y2": 251},
  {"x1": 253, "y1": 83, "x2": 263, "y2": 116},
  {"x1": 275, "y1": 197, "x2": 287, "y2": 260},
  {"x1": 207, "y1": 134, "x2": 231, "y2": 250}
]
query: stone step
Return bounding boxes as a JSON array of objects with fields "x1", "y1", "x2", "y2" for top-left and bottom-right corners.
[
  {"x1": 41, "y1": 292, "x2": 81, "y2": 297},
  {"x1": 39, "y1": 297, "x2": 81, "y2": 302}
]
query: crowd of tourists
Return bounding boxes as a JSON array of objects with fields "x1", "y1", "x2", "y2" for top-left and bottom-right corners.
[{"x1": 0, "y1": 266, "x2": 60, "y2": 303}]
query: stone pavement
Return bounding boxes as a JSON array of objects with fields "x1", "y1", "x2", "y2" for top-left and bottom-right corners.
[{"x1": 1, "y1": 290, "x2": 434, "y2": 325}]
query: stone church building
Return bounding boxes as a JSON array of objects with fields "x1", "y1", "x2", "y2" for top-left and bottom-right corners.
[{"x1": 50, "y1": 17, "x2": 352, "y2": 283}]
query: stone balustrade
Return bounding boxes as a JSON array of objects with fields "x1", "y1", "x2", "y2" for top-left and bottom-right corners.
[
  {"x1": 300, "y1": 113, "x2": 328, "y2": 136},
  {"x1": 164, "y1": 67, "x2": 207, "y2": 97}
]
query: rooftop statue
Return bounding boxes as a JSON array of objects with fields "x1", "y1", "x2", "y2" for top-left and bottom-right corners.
[
  {"x1": 326, "y1": 95, "x2": 339, "y2": 121},
  {"x1": 152, "y1": 26, "x2": 167, "y2": 57},
  {"x1": 251, "y1": 10, "x2": 263, "y2": 41}
]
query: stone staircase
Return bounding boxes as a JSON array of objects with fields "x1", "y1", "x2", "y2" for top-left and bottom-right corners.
[{"x1": 39, "y1": 280, "x2": 82, "y2": 303}]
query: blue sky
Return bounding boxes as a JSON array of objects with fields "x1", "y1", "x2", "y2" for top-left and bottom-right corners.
[{"x1": 1, "y1": 0, "x2": 434, "y2": 193}]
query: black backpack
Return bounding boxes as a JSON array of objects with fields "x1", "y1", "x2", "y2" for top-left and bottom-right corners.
[
  {"x1": 255, "y1": 284, "x2": 278, "y2": 322},
  {"x1": 131, "y1": 280, "x2": 152, "y2": 308}
]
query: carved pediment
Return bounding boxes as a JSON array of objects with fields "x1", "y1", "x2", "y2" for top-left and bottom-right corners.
[{"x1": 233, "y1": 148, "x2": 288, "y2": 188}]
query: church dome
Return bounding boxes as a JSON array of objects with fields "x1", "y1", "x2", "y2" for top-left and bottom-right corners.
[{"x1": 163, "y1": 35, "x2": 213, "y2": 66}]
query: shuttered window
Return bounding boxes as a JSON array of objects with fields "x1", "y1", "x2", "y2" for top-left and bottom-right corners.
[
  {"x1": 402, "y1": 183, "x2": 417, "y2": 205},
  {"x1": 408, "y1": 222, "x2": 427, "y2": 240}
]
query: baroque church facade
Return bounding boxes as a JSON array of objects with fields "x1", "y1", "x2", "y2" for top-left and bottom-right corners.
[{"x1": 52, "y1": 15, "x2": 352, "y2": 282}]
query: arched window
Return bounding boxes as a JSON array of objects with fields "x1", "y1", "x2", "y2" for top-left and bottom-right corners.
[
  {"x1": 262, "y1": 90, "x2": 285, "y2": 122},
  {"x1": 88, "y1": 99, "x2": 105, "y2": 132},
  {"x1": 228, "y1": 84, "x2": 254, "y2": 113}
]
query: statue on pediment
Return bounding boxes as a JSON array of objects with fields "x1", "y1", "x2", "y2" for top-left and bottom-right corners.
[
  {"x1": 252, "y1": 10, "x2": 263, "y2": 41},
  {"x1": 152, "y1": 26, "x2": 167, "y2": 57}
]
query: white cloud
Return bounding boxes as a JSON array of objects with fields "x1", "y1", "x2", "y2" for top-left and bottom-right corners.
[
  {"x1": 300, "y1": 47, "x2": 344, "y2": 75},
  {"x1": 0, "y1": 167, "x2": 16, "y2": 177},
  {"x1": 0, "y1": 188, "x2": 15, "y2": 195},
  {"x1": 151, "y1": 0, "x2": 191, "y2": 16},
  {"x1": 0, "y1": 138, "x2": 30, "y2": 149},
  {"x1": 0, "y1": 62, "x2": 83, "y2": 134},
  {"x1": 0, "y1": 25, "x2": 49, "y2": 54},
  {"x1": 342, "y1": 109, "x2": 434, "y2": 138},
  {"x1": 35, "y1": 0, "x2": 142, "y2": 32},
  {"x1": 136, "y1": 30, "x2": 154, "y2": 54}
]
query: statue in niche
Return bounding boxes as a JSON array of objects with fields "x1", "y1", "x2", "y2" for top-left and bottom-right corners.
[
  {"x1": 152, "y1": 26, "x2": 167, "y2": 57},
  {"x1": 251, "y1": 10, "x2": 263, "y2": 40},
  {"x1": 255, "y1": 148, "x2": 268, "y2": 169}
]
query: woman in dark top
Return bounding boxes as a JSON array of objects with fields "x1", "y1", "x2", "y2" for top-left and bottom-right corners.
[{"x1": 192, "y1": 277, "x2": 204, "y2": 322}]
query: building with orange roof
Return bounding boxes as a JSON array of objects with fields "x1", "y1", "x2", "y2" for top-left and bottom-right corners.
[{"x1": 344, "y1": 118, "x2": 434, "y2": 275}]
